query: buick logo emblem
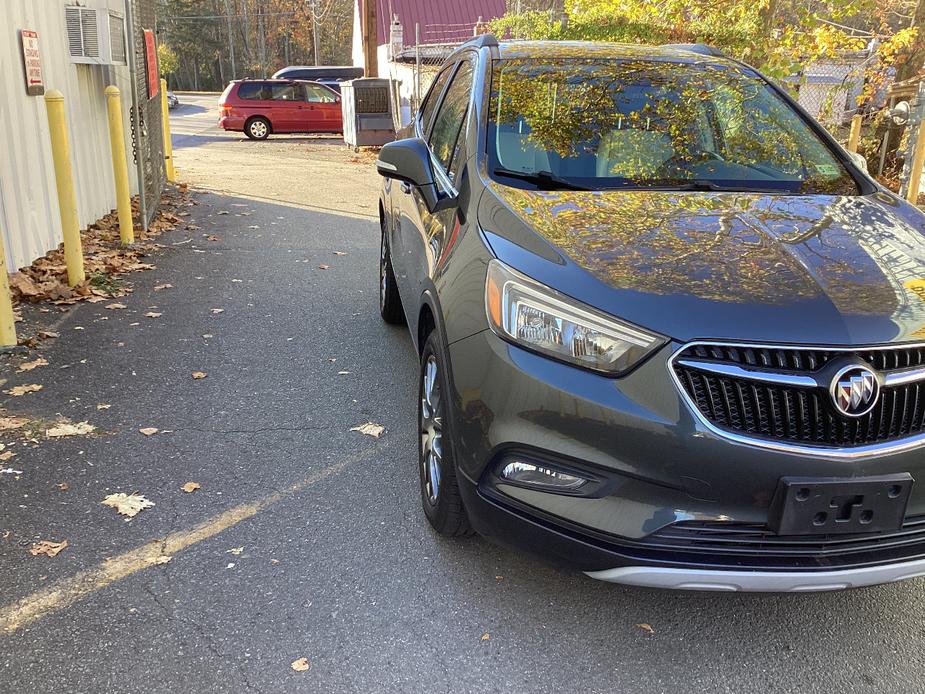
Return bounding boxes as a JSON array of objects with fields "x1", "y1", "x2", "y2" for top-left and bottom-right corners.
[{"x1": 829, "y1": 365, "x2": 879, "y2": 417}]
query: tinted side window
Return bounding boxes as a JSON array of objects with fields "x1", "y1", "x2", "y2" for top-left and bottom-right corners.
[
  {"x1": 304, "y1": 84, "x2": 337, "y2": 103},
  {"x1": 270, "y1": 83, "x2": 300, "y2": 100},
  {"x1": 237, "y1": 82, "x2": 268, "y2": 100},
  {"x1": 429, "y1": 61, "x2": 473, "y2": 177},
  {"x1": 419, "y1": 66, "x2": 454, "y2": 136}
]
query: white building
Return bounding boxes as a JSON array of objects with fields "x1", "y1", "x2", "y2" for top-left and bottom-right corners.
[{"x1": 0, "y1": 0, "x2": 154, "y2": 273}]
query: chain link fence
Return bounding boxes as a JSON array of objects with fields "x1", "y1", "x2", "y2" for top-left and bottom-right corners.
[{"x1": 128, "y1": 0, "x2": 165, "y2": 229}]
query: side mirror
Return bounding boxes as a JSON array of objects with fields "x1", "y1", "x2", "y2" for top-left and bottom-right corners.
[
  {"x1": 847, "y1": 150, "x2": 868, "y2": 172},
  {"x1": 376, "y1": 138, "x2": 457, "y2": 213}
]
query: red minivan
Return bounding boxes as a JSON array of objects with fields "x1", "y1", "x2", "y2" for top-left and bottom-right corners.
[{"x1": 218, "y1": 79, "x2": 342, "y2": 140}]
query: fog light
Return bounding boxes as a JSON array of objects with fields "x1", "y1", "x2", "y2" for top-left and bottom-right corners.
[{"x1": 500, "y1": 461, "x2": 588, "y2": 490}]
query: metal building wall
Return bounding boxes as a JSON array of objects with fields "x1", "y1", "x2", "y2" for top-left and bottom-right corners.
[{"x1": 0, "y1": 0, "x2": 139, "y2": 272}]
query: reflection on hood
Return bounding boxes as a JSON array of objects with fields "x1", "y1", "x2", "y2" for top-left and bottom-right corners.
[{"x1": 488, "y1": 183, "x2": 925, "y2": 341}]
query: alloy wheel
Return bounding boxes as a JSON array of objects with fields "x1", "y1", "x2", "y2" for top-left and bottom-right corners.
[
  {"x1": 420, "y1": 355, "x2": 443, "y2": 504},
  {"x1": 250, "y1": 121, "x2": 268, "y2": 138}
]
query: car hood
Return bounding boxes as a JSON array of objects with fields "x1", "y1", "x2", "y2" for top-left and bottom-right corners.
[{"x1": 478, "y1": 183, "x2": 925, "y2": 345}]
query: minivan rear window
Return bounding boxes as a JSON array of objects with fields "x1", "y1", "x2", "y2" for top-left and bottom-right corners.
[{"x1": 237, "y1": 82, "x2": 268, "y2": 100}]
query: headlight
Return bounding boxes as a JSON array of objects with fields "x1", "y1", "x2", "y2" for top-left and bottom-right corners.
[{"x1": 485, "y1": 259, "x2": 666, "y2": 374}]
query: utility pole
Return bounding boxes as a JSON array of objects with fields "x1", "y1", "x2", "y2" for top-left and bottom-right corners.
[
  {"x1": 224, "y1": 0, "x2": 236, "y2": 80},
  {"x1": 361, "y1": 0, "x2": 377, "y2": 77},
  {"x1": 310, "y1": 0, "x2": 321, "y2": 65}
]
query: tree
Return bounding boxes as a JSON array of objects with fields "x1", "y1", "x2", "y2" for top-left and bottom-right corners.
[
  {"x1": 489, "y1": 0, "x2": 920, "y2": 80},
  {"x1": 894, "y1": 0, "x2": 924, "y2": 83}
]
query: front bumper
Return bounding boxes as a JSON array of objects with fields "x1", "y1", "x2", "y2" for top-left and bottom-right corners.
[{"x1": 446, "y1": 330, "x2": 925, "y2": 588}]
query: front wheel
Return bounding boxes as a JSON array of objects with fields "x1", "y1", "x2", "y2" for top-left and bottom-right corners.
[
  {"x1": 419, "y1": 331, "x2": 472, "y2": 537},
  {"x1": 244, "y1": 117, "x2": 270, "y2": 140}
]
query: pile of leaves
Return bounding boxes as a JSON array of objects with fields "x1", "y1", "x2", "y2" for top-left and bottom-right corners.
[{"x1": 9, "y1": 185, "x2": 196, "y2": 306}]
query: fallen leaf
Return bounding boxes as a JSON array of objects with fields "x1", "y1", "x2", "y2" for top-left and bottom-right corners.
[
  {"x1": 227, "y1": 546, "x2": 244, "y2": 555},
  {"x1": 210, "y1": 308, "x2": 224, "y2": 314},
  {"x1": 333, "y1": 251, "x2": 347, "y2": 256},
  {"x1": 102, "y1": 492, "x2": 155, "y2": 517},
  {"x1": 96, "y1": 403, "x2": 111, "y2": 410},
  {"x1": 0, "y1": 451, "x2": 15, "y2": 461},
  {"x1": 30, "y1": 540, "x2": 68, "y2": 557},
  {"x1": 481, "y1": 633, "x2": 490, "y2": 641},
  {"x1": 144, "y1": 312, "x2": 162, "y2": 318},
  {"x1": 57, "y1": 482, "x2": 69, "y2": 491},
  {"x1": 635, "y1": 623, "x2": 655, "y2": 635},
  {"x1": 181, "y1": 482, "x2": 201, "y2": 493},
  {"x1": 291, "y1": 658, "x2": 310, "y2": 672},
  {"x1": 46, "y1": 421, "x2": 95, "y2": 437},
  {"x1": 350, "y1": 422, "x2": 385, "y2": 438},
  {"x1": 0, "y1": 417, "x2": 29, "y2": 431},
  {"x1": 154, "y1": 283, "x2": 173, "y2": 291},
  {"x1": 146, "y1": 555, "x2": 172, "y2": 565},
  {"x1": 318, "y1": 264, "x2": 330, "y2": 270},
  {"x1": 139, "y1": 427, "x2": 159, "y2": 436},
  {"x1": 191, "y1": 371, "x2": 207, "y2": 380},
  {"x1": 6, "y1": 384, "x2": 42, "y2": 396},
  {"x1": 37, "y1": 331, "x2": 59, "y2": 339},
  {"x1": 18, "y1": 357, "x2": 48, "y2": 372},
  {"x1": 206, "y1": 235, "x2": 219, "y2": 241},
  {"x1": 105, "y1": 302, "x2": 127, "y2": 310}
]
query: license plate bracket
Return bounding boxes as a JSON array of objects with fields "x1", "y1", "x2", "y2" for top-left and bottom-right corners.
[{"x1": 770, "y1": 473, "x2": 913, "y2": 536}]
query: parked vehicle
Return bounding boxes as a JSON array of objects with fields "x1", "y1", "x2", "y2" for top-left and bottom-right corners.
[
  {"x1": 218, "y1": 79, "x2": 342, "y2": 140},
  {"x1": 375, "y1": 35, "x2": 925, "y2": 592},
  {"x1": 271, "y1": 65, "x2": 364, "y2": 93},
  {"x1": 166, "y1": 91, "x2": 179, "y2": 109}
]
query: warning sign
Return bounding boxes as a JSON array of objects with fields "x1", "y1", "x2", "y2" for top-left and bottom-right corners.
[{"x1": 20, "y1": 30, "x2": 44, "y2": 96}]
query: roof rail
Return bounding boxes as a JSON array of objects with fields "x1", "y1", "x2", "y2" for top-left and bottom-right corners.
[
  {"x1": 662, "y1": 43, "x2": 727, "y2": 58},
  {"x1": 459, "y1": 33, "x2": 499, "y2": 50}
]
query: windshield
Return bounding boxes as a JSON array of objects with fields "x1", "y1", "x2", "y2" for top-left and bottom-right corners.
[{"x1": 488, "y1": 58, "x2": 859, "y2": 195}]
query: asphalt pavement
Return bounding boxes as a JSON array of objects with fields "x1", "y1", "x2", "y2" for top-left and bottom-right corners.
[{"x1": 1, "y1": 99, "x2": 925, "y2": 694}]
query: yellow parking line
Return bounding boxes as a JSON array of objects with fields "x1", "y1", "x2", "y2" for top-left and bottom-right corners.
[{"x1": 0, "y1": 447, "x2": 377, "y2": 634}]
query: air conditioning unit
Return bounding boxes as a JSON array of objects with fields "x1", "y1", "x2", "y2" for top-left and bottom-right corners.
[{"x1": 65, "y1": 5, "x2": 127, "y2": 66}]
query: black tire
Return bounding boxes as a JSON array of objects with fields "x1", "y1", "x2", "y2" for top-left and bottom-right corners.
[
  {"x1": 419, "y1": 331, "x2": 473, "y2": 537},
  {"x1": 244, "y1": 117, "x2": 271, "y2": 140},
  {"x1": 379, "y1": 219, "x2": 405, "y2": 324}
]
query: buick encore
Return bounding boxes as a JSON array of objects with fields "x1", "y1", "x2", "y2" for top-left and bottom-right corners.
[{"x1": 375, "y1": 36, "x2": 925, "y2": 591}]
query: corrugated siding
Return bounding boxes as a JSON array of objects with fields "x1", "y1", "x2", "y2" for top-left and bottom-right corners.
[
  {"x1": 375, "y1": 0, "x2": 507, "y2": 45},
  {"x1": 0, "y1": 0, "x2": 138, "y2": 272}
]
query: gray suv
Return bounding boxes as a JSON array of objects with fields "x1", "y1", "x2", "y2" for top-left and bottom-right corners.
[{"x1": 375, "y1": 36, "x2": 925, "y2": 591}]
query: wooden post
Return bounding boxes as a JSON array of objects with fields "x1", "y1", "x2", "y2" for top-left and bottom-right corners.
[
  {"x1": 362, "y1": 0, "x2": 378, "y2": 77},
  {"x1": 847, "y1": 115, "x2": 862, "y2": 153},
  {"x1": 907, "y1": 119, "x2": 925, "y2": 205}
]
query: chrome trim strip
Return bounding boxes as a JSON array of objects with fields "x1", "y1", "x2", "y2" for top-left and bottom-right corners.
[
  {"x1": 375, "y1": 160, "x2": 397, "y2": 172},
  {"x1": 586, "y1": 559, "x2": 925, "y2": 592},
  {"x1": 668, "y1": 340, "x2": 925, "y2": 460},
  {"x1": 884, "y1": 366, "x2": 925, "y2": 387},
  {"x1": 675, "y1": 357, "x2": 818, "y2": 388}
]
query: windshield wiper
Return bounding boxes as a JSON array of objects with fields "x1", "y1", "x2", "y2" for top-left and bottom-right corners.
[
  {"x1": 492, "y1": 167, "x2": 594, "y2": 191},
  {"x1": 643, "y1": 179, "x2": 794, "y2": 194}
]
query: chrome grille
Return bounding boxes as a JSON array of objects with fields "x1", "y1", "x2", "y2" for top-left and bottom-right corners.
[{"x1": 672, "y1": 342, "x2": 925, "y2": 449}]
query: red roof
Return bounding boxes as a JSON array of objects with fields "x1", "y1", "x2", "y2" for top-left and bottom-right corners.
[{"x1": 376, "y1": 0, "x2": 507, "y2": 45}]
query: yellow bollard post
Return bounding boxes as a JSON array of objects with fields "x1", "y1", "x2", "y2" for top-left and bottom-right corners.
[
  {"x1": 104, "y1": 86, "x2": 134, "y2": 246},
  {"x1": 847, "y1": 114, "x2": 862, "y2": 153},
  {"x1": 907, "y1": 121, "x2": 925, "y2": 205},
  {"x1": 44, "y1": 89, "x2": 85, "y2": 287},
  {"x1": 0, "y1": 233, "x2": 17, "y2": 347},
  {"x1": 160, "y1": 79, "x2": 176, "y2": 183}
]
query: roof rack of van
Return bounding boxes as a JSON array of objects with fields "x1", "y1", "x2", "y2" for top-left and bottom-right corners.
[{"x1": 662, "y1": 43, "x2": 727, "y2": 58}]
